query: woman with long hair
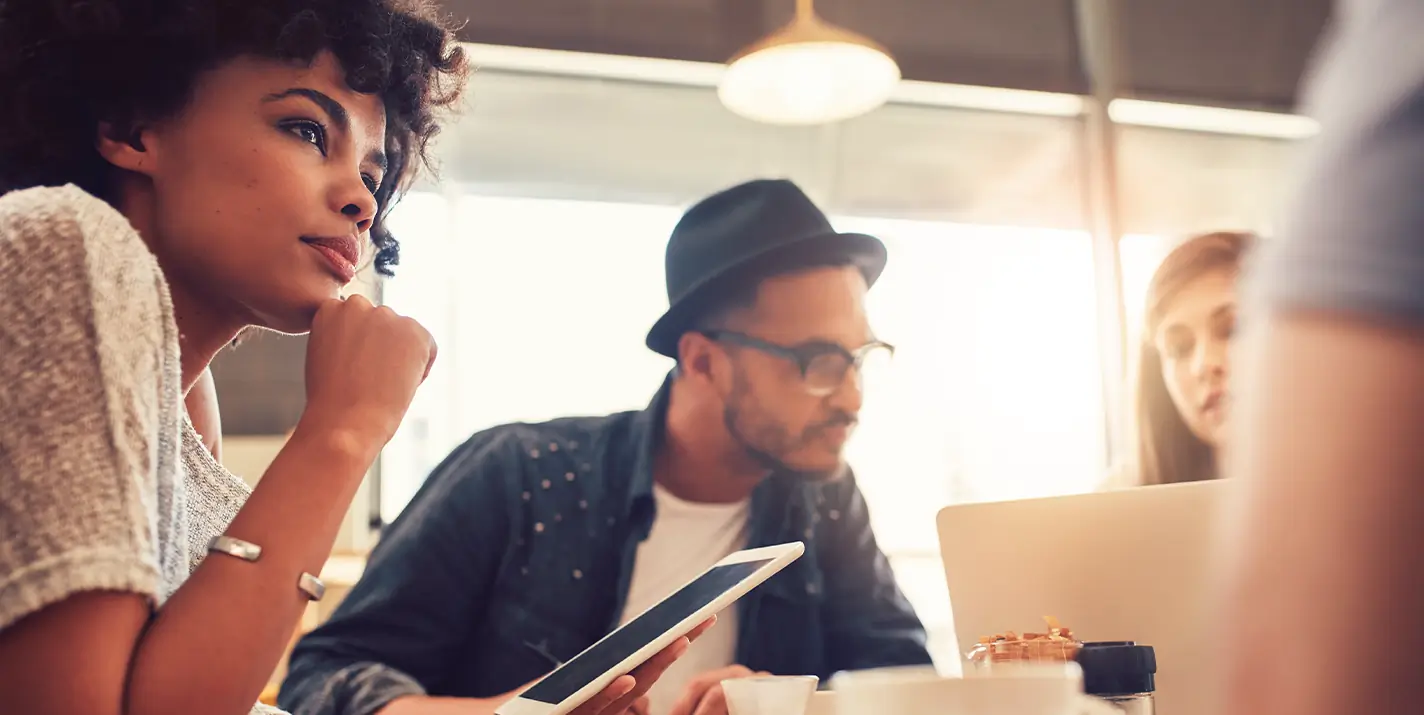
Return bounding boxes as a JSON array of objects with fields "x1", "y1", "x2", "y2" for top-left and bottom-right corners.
[
  {"x1": 0, "y1": 3, "x2": 697, "y2": 714},
  {"x1": 1132, "y1": 231, "x2": 1256, "y2": 485}
]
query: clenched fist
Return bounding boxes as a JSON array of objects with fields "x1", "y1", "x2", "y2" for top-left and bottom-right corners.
[{"x1": 298, "y1": 296, "x2": 436, "y2": 452}]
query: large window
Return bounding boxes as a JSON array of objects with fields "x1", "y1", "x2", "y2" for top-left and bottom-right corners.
[
  {"x1": 837, "y1": 217, "x2": 1106, "y2": 665},
  {"x1": 382, "y1": 195, "x2": 1108, "y2": 665},
  {"x1": 373, "y1": 66, "x2": 1308, "y2": 669},
  {"x1": 380, "y1": 195, "x2": 680, "y2": 516}
]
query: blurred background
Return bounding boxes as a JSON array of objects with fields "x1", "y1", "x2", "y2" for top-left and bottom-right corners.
[{"x1": 211, "y1": 0, "x2": 1331, "y2": 666}]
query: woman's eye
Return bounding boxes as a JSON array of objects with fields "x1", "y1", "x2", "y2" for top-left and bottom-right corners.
[
  {"x1": 1165, "y1": 338, "x2": 1193, "y2": 360},
  {"x1": 1218, "y1": 313, "x2": 1238, "y2": 341},
  {"x1": 362, "y1": 174, "x2": 380, "y2": 195},
  {"x1": 285, "y1": 120, "x2": 327, "y2": 154}
]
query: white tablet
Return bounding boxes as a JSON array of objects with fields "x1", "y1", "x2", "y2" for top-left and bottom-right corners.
[{"x1": 496, "y1": 542, "x2": 805, "y2": 715}]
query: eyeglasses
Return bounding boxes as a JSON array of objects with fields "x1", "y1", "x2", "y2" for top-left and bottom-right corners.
[{"x1": 700, "y1": 330, "x2": 895, "y2": 396}]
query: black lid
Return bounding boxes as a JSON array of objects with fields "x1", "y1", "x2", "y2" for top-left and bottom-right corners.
[{"x1": 1076, "y1": 642, "x2": 1157, "y2": 695}]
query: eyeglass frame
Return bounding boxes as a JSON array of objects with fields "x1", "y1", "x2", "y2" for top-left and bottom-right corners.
[{"x1": 698, "y1": 329, "x2": 895, "y2": 396}]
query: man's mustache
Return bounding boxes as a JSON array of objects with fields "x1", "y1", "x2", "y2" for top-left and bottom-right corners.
[{"x1": 808, "y1": 412, "x2": 858, "y2": 433}]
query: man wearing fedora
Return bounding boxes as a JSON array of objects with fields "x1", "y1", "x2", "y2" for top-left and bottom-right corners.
[{"x1": 280, "y1": 179, "x2": 933, "y2": 715}]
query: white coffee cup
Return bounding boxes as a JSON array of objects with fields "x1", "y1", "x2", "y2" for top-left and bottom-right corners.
[
  {"x1": 830, "y1": 663, "x2": 1117, "y2": 715},
  {"x1": 721, "y1": 675, "x2": 819, "y2": 715}
]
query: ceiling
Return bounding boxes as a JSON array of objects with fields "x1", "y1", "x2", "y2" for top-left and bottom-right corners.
[{"x1": 441, "y1": 0, "x2": 1333, "y2": 111}]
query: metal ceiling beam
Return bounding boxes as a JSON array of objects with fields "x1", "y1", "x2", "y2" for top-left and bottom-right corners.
[{"x1": 1074, "y1": 0, "x2": 1131, "y2": 471}]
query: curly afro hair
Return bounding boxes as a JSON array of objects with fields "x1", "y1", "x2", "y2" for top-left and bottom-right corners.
[{"x1": 0, "y1": 0, "x2": 469, "y2": 276}]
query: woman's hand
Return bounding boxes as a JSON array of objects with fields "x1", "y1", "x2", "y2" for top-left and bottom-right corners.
[{"x1": 298, "y1": 296, "x2": 436, "y2": 452}]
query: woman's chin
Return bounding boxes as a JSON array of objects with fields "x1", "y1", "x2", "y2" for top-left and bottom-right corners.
[
  {"x1": 246, "y1": 276, "x2": 359, "y2": 333},
  {"x1": 1193, "y1": 420, "x2": 1227, "y2": 453},
  {"x1": 249, "y1": 296, "x2": 331, "y2": 335}
]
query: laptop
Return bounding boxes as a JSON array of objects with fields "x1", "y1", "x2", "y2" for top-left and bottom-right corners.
[{"x1": 937, "y1": 480, "x2": 1233, "y2": 715}]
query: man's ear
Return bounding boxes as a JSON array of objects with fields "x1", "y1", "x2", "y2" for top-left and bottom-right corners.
[
  {"x1": 95, "y1": 121, "x2": 153, "y2": 175},
  {"x1": 677, "y1": 331, "x2": 728, "y2": 388}
]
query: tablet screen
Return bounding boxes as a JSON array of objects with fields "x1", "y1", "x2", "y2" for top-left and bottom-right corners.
[{"x1": 520, "y1": 557, "x2": 776, "y2": 705}]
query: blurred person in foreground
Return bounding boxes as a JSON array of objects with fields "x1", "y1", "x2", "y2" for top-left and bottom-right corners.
[
  {"x1": 280, "y1": 179, "x2": 932, "y2": 715},
  {"x1": 1129, "y1": 231, "x2": 1256, "y2": 486},
  {"x1": 1220, "y1": 1, "x2": 1424, "y2": 713}
]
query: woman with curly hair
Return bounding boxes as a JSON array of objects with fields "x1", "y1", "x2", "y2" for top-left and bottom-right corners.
[
  {"x1": 0, "y1": 3, "x2": 699, "y2": 715},
  {"x1": 1131, "y1": 231, "x2": 1256, "y2": 486}
]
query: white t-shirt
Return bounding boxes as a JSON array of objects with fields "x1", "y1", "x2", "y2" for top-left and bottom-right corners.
[{"x1": 618, "y1": 484, "x2": 751, "y2": 715}]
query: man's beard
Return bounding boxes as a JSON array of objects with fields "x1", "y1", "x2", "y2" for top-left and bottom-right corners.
[{"x1": 722, "y1": 383, "x2": 849, "y2": 483}]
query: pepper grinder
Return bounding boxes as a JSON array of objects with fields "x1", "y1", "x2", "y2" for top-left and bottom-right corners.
[{"x1": 1075, "y1": 641, "x2": 1157, "y2": 715}]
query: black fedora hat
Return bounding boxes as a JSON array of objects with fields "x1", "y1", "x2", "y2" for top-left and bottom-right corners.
[{"x1": 646, "y1": 179, "x2": 887, "y2": 358}]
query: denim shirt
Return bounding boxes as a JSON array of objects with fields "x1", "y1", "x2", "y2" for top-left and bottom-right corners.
[{"x1": 279, "y1": 376, "x2": 931, "y2": 715}]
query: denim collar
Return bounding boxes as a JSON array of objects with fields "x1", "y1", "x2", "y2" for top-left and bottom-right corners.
[{"x1": 622, "y1": 372, "x2": 672, "y2": 518}]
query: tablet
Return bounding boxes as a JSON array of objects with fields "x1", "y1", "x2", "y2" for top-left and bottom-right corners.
[{"x1": 496, "y1": 542, "x2": 805, "y2": 715}]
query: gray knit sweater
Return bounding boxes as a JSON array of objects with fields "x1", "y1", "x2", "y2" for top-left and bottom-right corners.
[{"x1": 0, "y1": 184, "x2": 285, "y2": 715}]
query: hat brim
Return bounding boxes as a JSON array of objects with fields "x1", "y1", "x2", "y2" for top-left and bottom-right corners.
[{"x1": 645, "y1": 230, "x2": 887, "y2": 358}]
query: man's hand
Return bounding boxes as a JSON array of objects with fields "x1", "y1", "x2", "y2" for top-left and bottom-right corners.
[
  {"x1": 377, "y1": 618, "x2": 715, "y2": 715},
  {"x1": 666, "y1": 665, "x2": 770, "y2": 715},
  {"x1": 569, "y1": 617, "x2": 718, "y2": 715}
]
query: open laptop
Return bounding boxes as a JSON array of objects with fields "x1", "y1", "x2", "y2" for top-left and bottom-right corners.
[{"x1": 937, "y1": 479, "x2": 1233, "y2": 715}]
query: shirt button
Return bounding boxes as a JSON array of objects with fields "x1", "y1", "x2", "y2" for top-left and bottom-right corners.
[
  {"x1": 828, "y1": 509, "x2": 841, "y2": 521},
  {"x1": 565, "y1": 472, "x2": 576, "y2": 482},
  {"x1": 530, "y1": 449, "x2": 541, "y2": 459},
  {"x1": 542, "y1": 479, "x2": 552, "y2": 489},
  {"x1": 523, "y1": 491, "x2": 532, "y2": 501},
  {"x1": 573, "y1": 569, "x2": 583, "y2": 579},
  {"x1": 806, "y1": 582, "x2": 818, "y2": 595},
  {"x1": 534, "y1": 522, "x2": 546, "y2": 533},
  {"x1": 549, "y1": 442, "x2": 560, "y2": 452}
]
